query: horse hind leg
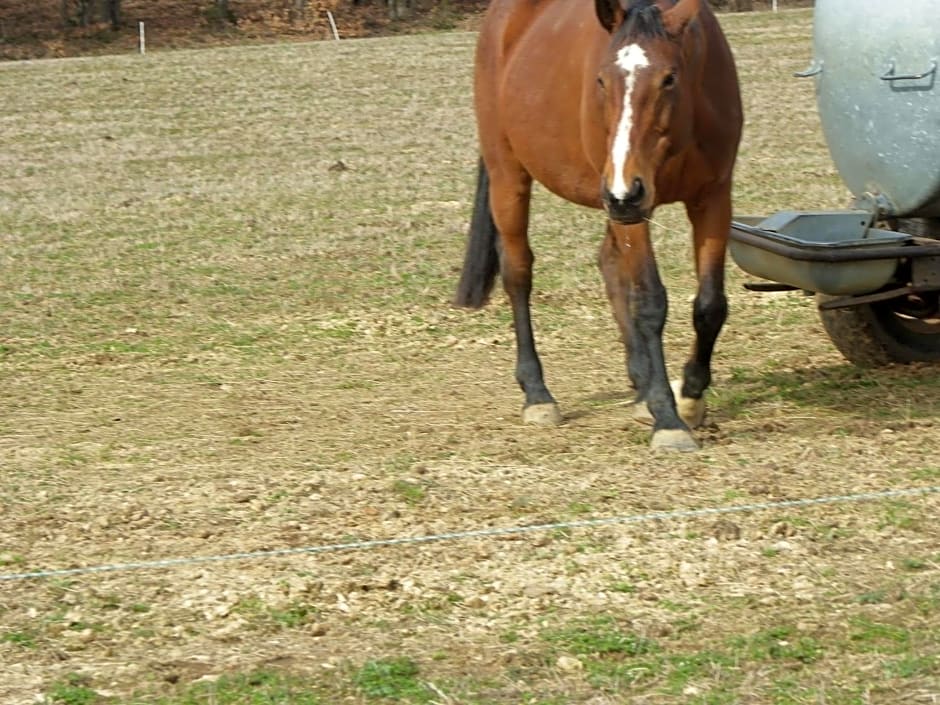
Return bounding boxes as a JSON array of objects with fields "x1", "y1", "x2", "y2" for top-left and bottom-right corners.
[{"x1": 488, "y1": 161, "x2": 562, "y2": 426}]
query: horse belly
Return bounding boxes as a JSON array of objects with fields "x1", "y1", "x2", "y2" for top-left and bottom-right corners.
[
  {"x1": 509, "y1": 124, "x2": 603, "y2": 208},
  {"x1": 495, "y1": 3, "x2": 606, "y2": 209}
]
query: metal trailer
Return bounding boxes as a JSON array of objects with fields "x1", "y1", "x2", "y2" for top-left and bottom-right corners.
[{"x1": 729, "y1": 0, "x2": 940, "y2": 366}]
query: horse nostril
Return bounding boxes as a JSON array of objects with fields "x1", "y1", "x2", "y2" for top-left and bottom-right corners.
[{"x1": 627, "y1": 177, "x2": 645, "y2": 204}]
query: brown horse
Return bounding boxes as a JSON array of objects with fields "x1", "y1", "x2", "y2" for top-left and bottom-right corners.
[{"x1": 455, "y1": 0, "x2": 742, "y2": 451}]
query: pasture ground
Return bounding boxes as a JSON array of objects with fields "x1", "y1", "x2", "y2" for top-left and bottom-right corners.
[{"x1": 1, "y1": 9, "x2": 938, "y2": 704}]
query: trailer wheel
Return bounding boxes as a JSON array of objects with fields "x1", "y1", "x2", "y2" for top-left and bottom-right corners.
[{"x1": 817, "y1": 294, "x2": 940, "y2": 366}]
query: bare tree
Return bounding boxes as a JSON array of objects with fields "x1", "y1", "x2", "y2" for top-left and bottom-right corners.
[
  {"x1": 207, "y1": 0, "x2": 236, "y2": 26},
  {"x1": 60, "y1": 0, "x2": 121, "y2": 29},
  {"x1": 388, "y1": 0, "x2": 412, "y2": 20},
  {"x1": 289, "y1": 0, "x2": 308, "y2": 24},
  {"x1": 708, "y1": 0, "x2": 754, "y2": 9},
  {"x1": 106, "y1": 0, "x2": 121, "y2": 29},
  {"x1": 61, "y1": 0, "x2": 94, "y2": 27}
]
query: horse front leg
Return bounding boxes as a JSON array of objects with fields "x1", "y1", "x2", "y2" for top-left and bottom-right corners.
[
  {"x1": 678, "y1": 187, "x2": 732, "y2": 427},
  {"x1": 488, "y1": 166, "x2": 562, "y2": 426},
  {"x1": 601, "y1": 222, "x2": 697, "y2": 451},
  {"x1": 598, "y1": 223, "x2": 651, "y2": 401}
]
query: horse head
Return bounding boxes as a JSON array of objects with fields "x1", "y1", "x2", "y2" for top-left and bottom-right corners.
[{"x1": 594, "y1": 0, "x2": 703, "y2": 224}]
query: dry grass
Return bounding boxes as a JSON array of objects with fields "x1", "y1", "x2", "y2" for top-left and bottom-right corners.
[{"x1": 1, "y1": 9, "x2": 938, "y2": 705}]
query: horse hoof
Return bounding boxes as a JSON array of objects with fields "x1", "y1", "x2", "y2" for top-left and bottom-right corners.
[
  {"x1": 631, "y1": 400, "x2": 654, "y2": 425},
  {"x1": 522, "y1": 403, "x2": 563, "y2": 426},
  {"x1": 650, "y1": 429, "x2": 699, "y2": 452},
  {"x1": 671, "y1": 380, "x2": 706, "y2": 428},
  {"x1": 632, "y1": 380, "x2": 706, "y2": 428}
]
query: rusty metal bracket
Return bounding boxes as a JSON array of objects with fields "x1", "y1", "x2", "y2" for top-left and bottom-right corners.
[
  {"x1": 817, "y1": 286, "x2": 917, "y2": 310},
  {"x1": 911, "y1": 256, "x2": 940, "y2": 289}
]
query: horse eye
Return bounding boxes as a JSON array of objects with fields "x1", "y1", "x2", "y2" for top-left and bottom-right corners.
[
  {"x1": 662, "y1": 72, "x2": 677, "y2": 89},
  {"x1": 597, "y1": 76, "x2": 606, "y2": 91}
]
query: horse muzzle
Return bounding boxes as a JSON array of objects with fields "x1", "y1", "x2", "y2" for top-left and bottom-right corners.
[
  {"x1": 605, "y1": 205, "x2": 649, "y2": 225},
  {"x1": 602, "y1": 180, "x2": 649, "y2": 225}
]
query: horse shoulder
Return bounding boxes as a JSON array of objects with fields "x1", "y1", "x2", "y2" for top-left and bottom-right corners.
[{"x1": 480, "y1": 0, "x2": 552, "y2": 62}]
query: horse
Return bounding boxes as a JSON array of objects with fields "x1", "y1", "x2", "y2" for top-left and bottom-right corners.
[{"x1": 454, "y1": 0, "x2": 743, "y2": 452}]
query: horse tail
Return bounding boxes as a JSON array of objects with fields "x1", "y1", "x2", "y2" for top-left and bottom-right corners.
[{"x1": 454, "y1": 158, "x2": 500, "y2": 309}]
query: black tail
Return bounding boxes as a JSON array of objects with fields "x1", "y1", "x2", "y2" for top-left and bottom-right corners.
[{"x1": 454, "y1": 158, "x2": 500, "y2": 308}]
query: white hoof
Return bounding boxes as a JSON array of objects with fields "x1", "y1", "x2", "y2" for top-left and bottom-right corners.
[
  {"x1": 632, "y1": 380, "x2": 706, "y2": 428},
  {"x1": 631, "y1": 399, "x2": 655, "y2": 425},
  {"x1": 672, "y1": 379, "x2": 706, "y2": 429},
  {"x1": 522, "y1": 403, "x2": 563, "y2": 426},
  {"x1": 650, "y1": 429, "x2": 699, "y2": 452}
]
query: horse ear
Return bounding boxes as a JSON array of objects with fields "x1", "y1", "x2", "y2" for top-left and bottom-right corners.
[
  {"x1": 663, "y1": 0, "x2": 702, "y2": 36},
  {"x1": 595, "y1": 0, "x2": 626, "y2": 33}
]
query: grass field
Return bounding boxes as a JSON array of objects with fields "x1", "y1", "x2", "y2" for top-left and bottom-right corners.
[{"x1": 1, "y1": 8, "x2": 939, "y2": 704}]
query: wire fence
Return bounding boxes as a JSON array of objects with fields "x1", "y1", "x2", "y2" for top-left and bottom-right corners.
[{"x1": 2, "y1": 485, "x2": 937, "y2": 583}]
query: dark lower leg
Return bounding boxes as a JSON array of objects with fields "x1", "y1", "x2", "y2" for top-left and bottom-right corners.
[
  {"x1": 598, "y1": 227, "x2": 651, "y2": 400},
  {"x1": 505, "y1": 269, "x2": 555, "y2": 408},
  {"x1": 631, "y1": 267, "x2": 686, "y2": 432},
  {"x1": 683, "y1": 192, "x2": 732, "y2": 402},
  {"x1": 489, "y1": 169, "x2": 554, "y2": 410},
  {"x1": 682, "y1": 276, "x2": 727, "y2": 400}
]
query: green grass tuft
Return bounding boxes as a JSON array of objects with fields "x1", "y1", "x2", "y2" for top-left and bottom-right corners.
[
  {"x1": 353, "y1": 658, "x2": 430, "y2": 702},
  {"x1": 544, "y1": 615, "x2": 659, "y2": 657}
]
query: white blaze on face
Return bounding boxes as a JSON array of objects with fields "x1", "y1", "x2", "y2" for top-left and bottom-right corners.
[{"x1": 610, "y1": 43, "x2": 650, "y2": 199}]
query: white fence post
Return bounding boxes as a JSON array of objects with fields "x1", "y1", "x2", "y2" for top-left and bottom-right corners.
[
  {"x1": 327, "y1": 11, "x2": 340, "y2": 40},
  {"x1": 138, "y1": 21, "x2": 146, "y2": 54}
]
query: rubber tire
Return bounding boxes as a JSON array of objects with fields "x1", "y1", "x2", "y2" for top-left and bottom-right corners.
[{"x1": 817, "y1": 294, "x2": 940, "y2": 367}]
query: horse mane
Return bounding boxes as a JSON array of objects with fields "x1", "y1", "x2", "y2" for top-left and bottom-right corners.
[{"x1": 618, "y1": 0, "x2": 669, "y2": 39}]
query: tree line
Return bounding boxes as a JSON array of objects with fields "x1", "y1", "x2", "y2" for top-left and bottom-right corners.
[
  {"x1": 57, "y1": 0, "x2": 465, "y2": 29},
  {"x1": 58, "y1": 0, "x2": 806, "y2": 31},
  {"x1": 60, "y1": 0, "x2": 240, "y2": 29}
]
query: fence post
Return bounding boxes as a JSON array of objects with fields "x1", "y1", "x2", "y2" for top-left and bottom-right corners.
[
  {"x1": 327, "y1": 10, "x2": 340, "y2": 40},
  {"x1": 138, "y1": 21, "x2": 145, "y2": 54}
]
